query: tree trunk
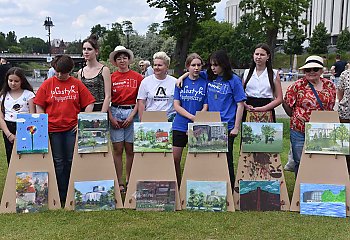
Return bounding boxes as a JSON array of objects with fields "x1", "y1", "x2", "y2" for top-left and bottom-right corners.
[
  {"x1": 266, "y1": 28, "x2": 279, "y2": 63},
  {"x1": 174, "y1": 32, "x2": 191, "y2": 76}
]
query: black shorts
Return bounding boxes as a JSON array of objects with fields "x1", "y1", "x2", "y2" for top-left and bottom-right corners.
[{"x1": 172, "y1": 130, "x2": 188, "y2": 147}]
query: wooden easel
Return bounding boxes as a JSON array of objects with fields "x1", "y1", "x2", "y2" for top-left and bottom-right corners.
[
  {"x1": 290, "y1": 111, "x2": 350, "y2": 215},
  {"x1": 65, "y1": 139, "x2": 123, "y2": 210},
  {"x1": 124, "y1": 111, "x2": 181, "y2": 210},
  {"x1": 0, "y1": 139, "x2": 61, "y2": 213},
  {"x1": 179, "y1": 111, "x2": 235, "y2": 211}
]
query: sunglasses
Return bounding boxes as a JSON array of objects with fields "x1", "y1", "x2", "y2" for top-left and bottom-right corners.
[{"x1": 304, "y1": 68, "x2": 321, "y2": 73}]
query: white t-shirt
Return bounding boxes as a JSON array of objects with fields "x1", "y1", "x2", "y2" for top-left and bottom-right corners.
[
  {"x1": 1, "y1": 90, "x2": 35, "y2": 121},
  {"x1": 243, "y1": 68, "x2": 277, "y2": 99},
  {"x1": 137, "y1": 74, "x2": 176, "y2": 117}
]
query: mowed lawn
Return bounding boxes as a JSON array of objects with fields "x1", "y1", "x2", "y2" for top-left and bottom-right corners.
[{"x1": 0, "y1": 119, "x2": 349, "y2": 240}]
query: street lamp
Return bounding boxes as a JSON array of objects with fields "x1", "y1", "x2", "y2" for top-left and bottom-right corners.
[
  {"x1": 288, "y1": 32, "x2": 295, "y2": 72},
  {"x1": 43, "y1": 17, "x2": 54, "y2": 56}
]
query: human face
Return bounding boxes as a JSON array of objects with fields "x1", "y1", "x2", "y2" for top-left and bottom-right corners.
[
  {"x1": 253, "y1": 48, "x2": 269, "y2": 67},
  {"x1": 82, "y1": 42, "x2": 97, "y2": 61},
  {"x1": 56, "y1": 72, "x2": 70, "y2": 81},
  {"x1": 116, "y1": 53, "x2": 130, "y2": 71},
  {"x1": 8, "y1": 74, "x2": 21, "y2": 91},
  {"x1": 153, "y1": 59, "x2": 168, "y2": 79},
  {"x1": 210, "y1": 61, "x2": 223, "y2": 76},
  {"x1": 187, "y1": 58, "x2": 202, "y2": 79},
  {"x1": 304, "y1": 67, "x2": 323, "y2": 83}
]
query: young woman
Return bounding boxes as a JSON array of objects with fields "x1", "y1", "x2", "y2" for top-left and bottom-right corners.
[
  {"x1": 172, "y1": 53, "x2": 208, "y2": 186},
  {"x1": 78, "y1": 35, "x2": 111, "y2": 112},
  {"x1": 0, "y1": 67, "x2": 35, "y2": 165},
  {"x1": 34, "y1": 55, "x2": 95, "y2": 203},
  {"x1": 243, "y1": 43, "x2": 283, "y2": 122},
  {"x1": 108, "y1": 46, "x2": 143, "y2": 193}
]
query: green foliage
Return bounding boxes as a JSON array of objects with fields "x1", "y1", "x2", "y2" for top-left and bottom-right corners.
[
  {"x1": 0, "y1": 33, "x2": 8, "y2": 52},
  {"x1": 284, "y1": 27, "x2": 306, "y2": 55},
  {"x1": 90, "y1": 24, "x2": 107, "y2": 39},
  {"x1": 321, "y1": 189, "x2": 346, "y2": 203},
  {"x1": 8, "y1": 46, "x2": 22, "y2": 53},
  {"x1": 6, "y1": 31, "x2": 17, "y2": 46},
  {"x1": 336, "y1": 28, "x2": 350, "y2": 52},
  {"x1": 96, "y1": 22, "x2": 123, "y2": 61},
  {"x1": 335, "y1": 123, "x2": 349, "y2": 147},
  {"x1": 65, "y1": 40, "x2": 82, "y2": 54},
  {"x1": 308, "y1": 22, "x2": 330, "y2": 54},
  {"x1": 18, "y1": 37, "x2": 48, "y2": 54}
]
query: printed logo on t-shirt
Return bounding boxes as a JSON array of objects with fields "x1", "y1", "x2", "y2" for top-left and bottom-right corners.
[
  {"x1": 51, "y1": 85, "x2": 77, "y2": 102},
  {"x1": 112, "y1": 79, "x2": 138, "y2": 92},
  {"x1": 208, "y1": 82, "x2": 229, "y2": 94},
  {"x1": 180, "y1": 86, "x2": 205, "y2": 101},
  {"x1": 154, "y1": 86, "x2": 169, "y2": 101}
]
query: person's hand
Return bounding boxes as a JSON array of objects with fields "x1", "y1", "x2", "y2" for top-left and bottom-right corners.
[
  {"x1": 251, "y1": 106, "x2": 267, "y2": 112},
  {"x1": 245, "y1": 104, "x2": 254, "y2": 111},
  {"x1": 230, "y1": 128, "x2": 239, "y2": 137},
  {"x1": 121, "y1": 115, "x2": 133, "y2": 128},
  {"x1": 110, "y1": 117, "x2": 121, "y2": 129},
  {"x1": 7, "y1": 133, "x2": 15, "y2": 143}
]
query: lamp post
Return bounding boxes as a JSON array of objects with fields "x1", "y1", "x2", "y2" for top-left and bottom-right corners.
[
  {"x1": 288, "y1": 32, "x2": 295, "y2": 72},
  {"x1": 43, "y1": 17, "x2": 54, "y2": 56}
]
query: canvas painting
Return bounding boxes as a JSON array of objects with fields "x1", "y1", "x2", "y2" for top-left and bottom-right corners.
[
  {"x1": 78, "y1": 113, "x2": 109, "y2": 153},
  {"x1": 186, "y1": 180, "x2": 227, "y2": 212},
  {"x1": 239, "y1": 180, "x2": 280, "y2": 211},
  {"x1": 300, "y1": 183, "x2": 346, "y2": 218},
  {"x1": 305, "y1": 122, "x2": 350, "y2": 155},
  {"x1": 16, "y1": 172, "x2": 49, "y2": 213},
  {"x1": 246, "y1": 111, "x2": 273, "y2": 123},
  {"x1": 188, "y1": 122, "x2": 228, "y2": 153},
  {"x1": 134, "y1": 122, "x2": 172, "y2": 152},
  {"x1": 74, "y1": 180, "x2": 115, "y2": 211},
  {"x1": 136, "y1": 181, "x2": 176, "y2": 211},
  {"x1": 16, "y1": 114, "x2": 48, "y2": 154},
  {"x1": 242, "y1": 122, "x2": 283, "y2": 153}
]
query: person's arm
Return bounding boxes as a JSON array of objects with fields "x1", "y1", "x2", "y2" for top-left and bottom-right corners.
[
  {"x1": 28, "y1": 98, "x2": 35, "y2": 113},
  {"x1": 337, "y1": 89, "x2": 344, "y2": 102},
  {"x1": 282, "y1": 101, "x2": 293, "y2": 117},
  {"x1": 330, "y1": 65, "x2": 336, "y2": 76},
  {"x1": 36, "y1": 104, "x2": 45, "y2": 113},
  {"x1": 101, "y1": 67, "x2": 111, "y2": 113},
  {"x1": 176, "y1": 72, "x2": 190, "y2": 88},
  {"x1": 201, "y1": 104, "x2": 208, "y2": 112},
  {"x1": 121, "y1": 101, "x2": 139, "y2": 128},
  {"x1": 0, "y1": 109, "x2": 15, "y2": 143},
  {"x1": 230, "y1": 101, "x2": 244, "y2": 137},
  {"x1": 174, "y1": 100, "x2": 195, "y2": 122},
  {"x1": 137, "y1": 99, "x2": 145, "y2": 121},
  {"x1": 84, "y1": 103, "x2": 94, "y2": 112},
  {"x1": 77, "y1": 69, "x2": 82, "y2": 80}
]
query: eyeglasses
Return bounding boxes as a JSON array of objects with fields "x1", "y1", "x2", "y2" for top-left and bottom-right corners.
[{"x1": 304, "y1": 68, "x2": 321, "y2": 73}]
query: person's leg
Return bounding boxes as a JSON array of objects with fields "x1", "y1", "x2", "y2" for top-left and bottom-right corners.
[
  {"x1": 61, "y1": 129, "x2": 76, "y2": 202},
  {"x1": 112, "y1": 142, "x2": 124, "y2": 184},
  {"x1": 173, "y1": 146, "x2": 184, "y2": 187},
  {"x1": 290, "y1": 129, "x2": 305, "y2": 177},
  {"x1": 124, "y1": 142, "x2": 134, "y2": 184},
  {"x1": 3, "y1": 121, "x2": 16, "y2": 166},
  {"x1": 226, "y1": 134, "x2": 235, "y2": 192}
]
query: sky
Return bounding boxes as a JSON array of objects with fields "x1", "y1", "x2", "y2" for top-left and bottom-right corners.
[{"x1": 0, "y1": 0, "x2": 226, "y2": 42}]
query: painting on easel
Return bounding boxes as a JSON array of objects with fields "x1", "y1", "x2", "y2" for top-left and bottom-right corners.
[
  {"x1": 16, "y1": 172, "x2": 49, "y2": 213},
  {"x1": 305, "y1": 122, "x2": 350, "y2": 155},
  {"x1": 241, "y1": 122, "x2": 283, "y2": 153},
  {"x1": 188, "y1": 122, "x2": 228, "y2": 153},
  {"x1": 133, "y1": 122, "x2": 172, "y2": 152},
  {"x1": 78, "y1": 113, "x2": 109, "y2": 153},
  {"x1": 16, "y1": 114, "x2": 48, "y2": 154}
]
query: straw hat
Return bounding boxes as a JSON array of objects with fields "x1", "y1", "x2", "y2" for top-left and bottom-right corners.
[
  {"x1": 299, "y1": 55, "x2": 324, "y2": 69},
  {"x1": 109, "y1": 46, "x2": 134, "y2": 65}
]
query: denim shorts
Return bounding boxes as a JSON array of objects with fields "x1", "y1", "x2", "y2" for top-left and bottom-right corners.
[{"x1": 110, "y1": 106, "x2": 139, "y2": 143}]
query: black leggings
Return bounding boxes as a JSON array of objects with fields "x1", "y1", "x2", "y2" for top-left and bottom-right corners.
[
  {"x1": 226, "y1": 133, "x2": 235, "y2": 192},
  {"x1": 2, "y1": 120, "x2": 16, "y2": 166}
]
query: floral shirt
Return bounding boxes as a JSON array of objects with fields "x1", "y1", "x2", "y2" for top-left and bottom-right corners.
[
  {"x1": 284, "y1": 77, "x2": 336, "y2": 133},
  {"x1": 337, "y1": 70, "x2": 350, "y2": 120}
]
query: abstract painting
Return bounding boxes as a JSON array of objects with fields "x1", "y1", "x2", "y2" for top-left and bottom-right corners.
[
  {"x1": 242, "y1": 122, "x2": 283, "y2": 153},
  {"x1": 78, "y1": 113, "x2": 109, "y2": 153},
  {"x1": 188, "y1": 122, "x2": 228, "y2": 153},
  {"x1": 136, "y1": 181, "x2": 176, "y2": 211},
  {"x1": 239, "y1": 180, "x2": 280, "y2": 211},
  {"x1": 305, "y1": 122, "x2": 350, "y2": 155},
  {"x1": 74, "y1": 180, "x2": 115, "y2": 211},
  {"x1": 16, "y1": 114, "x2": 48, "y2": 154},
  {"x1": 134, "y1": 122, "x2": 172, "y2": 152},
  {"x1": 16, "y1": 172, "x2": 49, "y2": 213},
  {"x1": 300, "y1": 183, "x2": 346, "y2": 218},
  {"x1": 186, "y1": 180, "x2": 227, "y2": 212}
]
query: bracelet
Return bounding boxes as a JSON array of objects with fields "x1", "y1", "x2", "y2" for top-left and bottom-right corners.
[{"x1": 7, "y1": 133, "x2": 12, "y2": 139}]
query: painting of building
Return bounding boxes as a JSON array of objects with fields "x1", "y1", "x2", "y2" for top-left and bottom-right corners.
[
  {"x1": 136, "y1": 181, "x2": 176, "y2": 211},
  {"x1": 300, "y1": 183, "x2": 346, "y2": 218},
  {"x1": 134, "y1": 122, "x2": 172, "y2": 152},
  {"x1": 16, "y1": 172, "x2": 49, "y2": 213},
  {"x1": 74, "y1": 180, "x2": 115, "y2": 211},
  {"x1": 16, "y1": 114, "x2": 49, "y2": 154},
  {"x1": 188, "y1": 122, "x2": 228, "y2": 152},
  {"x1": 239, "y1": 180, "x2": 280, "y2": 211}
]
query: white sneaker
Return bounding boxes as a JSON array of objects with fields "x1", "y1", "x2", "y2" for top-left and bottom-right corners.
[{"x1": 284, "y1": 161, "x2": 295, "y2": 172}]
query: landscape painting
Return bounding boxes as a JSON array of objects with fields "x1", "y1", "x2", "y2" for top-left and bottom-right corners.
[
  {"x1": 74, "y1": 180, "x2": 115, "y2": 211},
  {"x1": 78, "y1": 113, "x2": 109, "y2": 153},
  {"x1": 300, "y1": 183, "x2": 346, "y2": 218},
  {"x1": 242, "y1": 122, "x2": 283, "y2": 153},
  {"x1": 136, "y1": 181, "x2": 176, "y2": 211},
  {"x1": 239, "y1": 180, "x2": 280, "y2": 211},
  {"x1": 16, "y1": 172, "x2": 49, "y2": 213},
  {"x1": 305, "y1": 122, "x2": 350, "y2": 155},
  {"x1": 188, "y1": 122, "x2": 228, "y2": 153},
  {"x1": 16, "y1": 114, "x2": 48, "y2": 154},
  {"x1": 186, "y1": 180, "x2": 227, "y2": 212},
  {"x1": 134, "y1": 122, "x2": 172, "y2": 152}
]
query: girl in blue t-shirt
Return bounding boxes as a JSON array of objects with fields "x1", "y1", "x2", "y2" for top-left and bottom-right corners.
[{"x1": 172, "y1": 53, "x2": 208, "y2": 186}]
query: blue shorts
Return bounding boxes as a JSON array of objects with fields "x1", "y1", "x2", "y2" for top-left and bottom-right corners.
[{"x1": 110, "y1": 106, "x2": 139, "y2": 143}]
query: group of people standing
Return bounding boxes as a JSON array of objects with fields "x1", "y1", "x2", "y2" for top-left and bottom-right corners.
[{"x1": 0, "y1": 38, "x2": 347, "y2": 204}]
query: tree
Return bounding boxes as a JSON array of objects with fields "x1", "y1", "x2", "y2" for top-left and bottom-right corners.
[
  {"x1": 99, "y1": 22, "x2": 123, "y2": 61},
  {"x1": 239, "y1": 0, "x2": 310, "y2": 60},
  {"x1": 122, "y1": 20, "x2": 135, "y2": 49},
  {"x1": 147, "y1": 0, "x2": 220, "y2": 75},
  {"x1": 284, "y1": 27, "x2": 306, "y2": 55},
  {"x1": 308, "y1": 22, "x2": 330, "y2": 54},
  {"x1": 90, "y1": 24, "x2": 107, "y2": 39},
  {"x1": 147, "y1": 23, "x2": 161, "y2": 34},
  {"x1": 0, "y1": 32, "x2": 7, "y2": 52},
  {"x1": 18, "y1": 37, "x2": 48, "y2": 54},
  {"x1": 6, "y1": 31, "x2": 17, "y2": 46},
  {"x1": 261, "y1": 125, "x2": 277, "y2": 144},
  {"x1": 336, "y1": 28, "x2": 350, "y2": 52},
  {"x1": 65, "y1": 40, "x2": 83, "y2": 54},
  {"x1": 335, "y1": 124, "x2": 349, "y2": 148},
  {"x1": 8, "y1": 46, "x2": 22, "y2": 53}
]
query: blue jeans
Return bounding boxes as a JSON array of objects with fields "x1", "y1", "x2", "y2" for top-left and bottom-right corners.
[
  {"x1": 49, "y1": 129, "x2": 76, "y2": 203},
  {"x1": 290, "y1": 129, "x2": 305, "y2": 177}
]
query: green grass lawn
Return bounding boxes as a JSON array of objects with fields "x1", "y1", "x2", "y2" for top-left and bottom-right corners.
[{"x1": 0, "y1": 118, "x2": 349, "y2": 240}]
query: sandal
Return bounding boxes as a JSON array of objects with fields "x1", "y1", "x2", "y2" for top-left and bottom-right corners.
[{"x1": 119, "y1": 183, "x2": 126, "y2": 194}]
